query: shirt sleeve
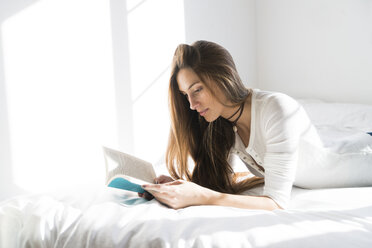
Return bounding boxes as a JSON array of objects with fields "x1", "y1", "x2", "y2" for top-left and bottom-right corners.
[{"x1": 260, "y1": 93, "x2": 312, "y2": 209}]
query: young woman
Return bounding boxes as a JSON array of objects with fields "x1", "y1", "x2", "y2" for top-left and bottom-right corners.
[{"x1": 141, "y1": 40, "x2": 323, "y2": 210}]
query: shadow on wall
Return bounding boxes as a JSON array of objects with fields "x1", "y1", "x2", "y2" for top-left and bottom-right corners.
[
  {"x1": 0, "y1": 0, "x2": 39, "y2": 200},
  {"x1": 109, "y1": 0, "x2": 134, "y2": 154}
]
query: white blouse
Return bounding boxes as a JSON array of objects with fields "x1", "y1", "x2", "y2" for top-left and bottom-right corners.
[{"x1": 230, "y1": 89, "x2": 323, "y2": 208}]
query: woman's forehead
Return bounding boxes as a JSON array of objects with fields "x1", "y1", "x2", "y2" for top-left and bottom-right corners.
[{"x1": 177, "y1": 68, "x2": 202, "y2": 92}]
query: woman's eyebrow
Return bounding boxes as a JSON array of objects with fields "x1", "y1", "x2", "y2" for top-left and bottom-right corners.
[{"x1": 180, "y1": 81, "x2": 201, "y2": 93}]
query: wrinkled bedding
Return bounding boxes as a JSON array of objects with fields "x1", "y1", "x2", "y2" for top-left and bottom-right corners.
[
  {"x1": 1, "y1": 100, "x2": 371, "y2": 247},
  {"x1": 1, "y1": 186, "x2": 371, "y2": 248}
]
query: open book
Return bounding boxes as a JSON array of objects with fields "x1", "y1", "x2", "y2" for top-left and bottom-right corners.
[{"x1": 103, "y1": 147, "x2": 157, "y2": 194}]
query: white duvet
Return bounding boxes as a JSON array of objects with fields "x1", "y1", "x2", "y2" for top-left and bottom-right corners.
[{"x1": 1, "y1": 185, "x2": 372, "y2": 248}]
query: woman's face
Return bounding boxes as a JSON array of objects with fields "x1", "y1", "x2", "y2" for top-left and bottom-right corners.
[{"x1": 177, "y1": 68, "x2": 227, "y2": 122}]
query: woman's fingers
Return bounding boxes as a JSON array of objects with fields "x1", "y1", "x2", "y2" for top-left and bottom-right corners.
[
  {"x1": 155, "y1": 175, "x2": 174, "y2": 184},
  {"x1": 143, "y1": 180, "x2": 208, "y2": 209},
  {"x1": 143, "y1": 184, "x2": 174, "y2": 200},
  {"x1": 142, "y1": 181, "x2": 185, "y2": 208},
  {"x1": 143, "y1": 180, "x2": 183, "y2": 194},
  {"x1": 138, "y1": 191, "x2": 154, "y2": 200},
  {"x1": 143, "y1": 191, "x2": 154, "y2": 200}
]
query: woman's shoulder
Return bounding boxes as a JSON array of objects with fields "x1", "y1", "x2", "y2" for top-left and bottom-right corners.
[{"x1": 252, "y1": 89, "x2": 299, "y2": 111}]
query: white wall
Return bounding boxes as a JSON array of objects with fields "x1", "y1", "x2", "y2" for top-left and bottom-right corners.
[
  {"x1": 113, "y1": 0, "x2": 185, "y2": 166},
  {"x1": 184, "y1": 0, "x2": 257, "y2": 88},
  {"x1": 256, "y1": 0, "x2": 372, "y2": 104}
]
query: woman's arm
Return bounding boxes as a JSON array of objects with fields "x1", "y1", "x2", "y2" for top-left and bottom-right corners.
[{"x1": 142, "y1": 180, "x2": 281, "y2": 210}]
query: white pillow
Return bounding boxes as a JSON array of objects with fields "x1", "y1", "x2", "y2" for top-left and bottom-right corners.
[
  {"x1": 298, "y1": 99, "x2": 372, "y2": 131},
  {"x1": 294, "y1": 99, "x2": 372, "y2": 189},
  {"x1": 316, "y1": 127, "x2": 372, "y2": 154}
]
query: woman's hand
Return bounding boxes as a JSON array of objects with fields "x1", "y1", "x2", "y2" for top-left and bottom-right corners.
[
  {"x1": 142, "y1": 180, "x2": 220, "y2": 209},
  {"x1": 138, "y1": 175, "x2": 175, "y2": 200},
  {"x1": 140, "y1": 177, "x2": 281, "y2": 210}
]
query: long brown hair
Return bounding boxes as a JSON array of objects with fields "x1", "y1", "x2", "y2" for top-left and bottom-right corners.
[{"x1": 166, "y1": 40, "x2": 263, "y2": 194}]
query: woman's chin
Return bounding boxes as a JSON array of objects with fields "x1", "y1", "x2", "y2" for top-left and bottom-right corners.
[{"x1": 202, "y1": 115, "x2": 217, "y2": 123}]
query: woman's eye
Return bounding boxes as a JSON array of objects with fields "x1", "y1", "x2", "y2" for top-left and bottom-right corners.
[{"x1": 194, "y1": 87, "x2": 203, "y2": 94}]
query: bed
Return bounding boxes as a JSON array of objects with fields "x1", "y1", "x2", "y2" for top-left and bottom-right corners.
[{"x1": 1, "y1": 99, "x2": 372, "y2": 248}]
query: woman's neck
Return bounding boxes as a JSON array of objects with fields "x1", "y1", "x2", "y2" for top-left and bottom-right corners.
[
  {"x1": 222, "y1": 94, "x2": 252, "y2": 131},
  {"x1": 236, "y1": 99, "x2": 251, "y2": 132}
]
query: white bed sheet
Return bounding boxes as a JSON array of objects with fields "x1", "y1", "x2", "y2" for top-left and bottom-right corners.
[
  {"x1": 1, "y1": 185, "x2": 371, "y2": 248},
  {"x1": 1, "y1": 99, "x2": 371, "y2": 247}
]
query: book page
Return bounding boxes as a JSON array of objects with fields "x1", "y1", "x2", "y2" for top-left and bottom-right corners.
[{"x1": 103, "y1": 147, "x2": 156, "y2": 184}]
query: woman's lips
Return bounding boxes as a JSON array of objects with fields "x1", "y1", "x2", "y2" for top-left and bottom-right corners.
[{"x1": 199, "y1": 109, "x2": 208, "y2": 116}]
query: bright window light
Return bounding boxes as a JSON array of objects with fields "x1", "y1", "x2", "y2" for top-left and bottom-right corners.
[
  {"x1": 2, "y1": 0, "x2": 185, "y2": 196},
  {"x1": 2, "y1": 0, "x2": 117, "y2": 193}
]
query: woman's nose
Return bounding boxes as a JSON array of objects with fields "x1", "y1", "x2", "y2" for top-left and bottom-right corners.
[{"x1": 189, "y1": 96, "x2": 199, "y2": 110}]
